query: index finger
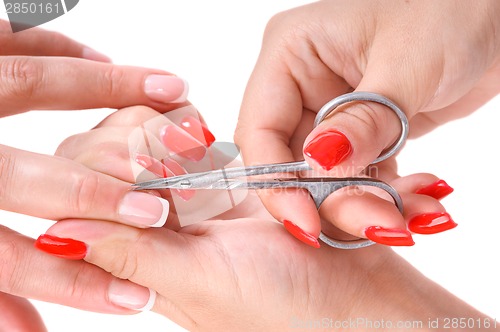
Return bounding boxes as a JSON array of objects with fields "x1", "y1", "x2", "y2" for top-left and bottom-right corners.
[
  {"x1": 0, "y1": 19, "x2": 109, "y2": 61},
  {"x1": 0, "y1": 144, "x2": 169, "y2": 228}
]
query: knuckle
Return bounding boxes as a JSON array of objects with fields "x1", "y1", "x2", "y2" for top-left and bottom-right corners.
[
  {"x1": 75, "y1": 141, "x2": 130, "y2": 170},
  {"x1": 108, "y1": 106, "x2": 158, "y2": 127},
  {"x1": 106, "y1": 233, "x2": 147, "y2": 280},
  {"x1": 0, "y1": 57, "x2": 43, "y2": 99},
  {"x1": 0, "y1": 150, "x2": 17, "y2": 206},
  {"x1": 341, "y1": 102, "x2": 387, "y2": 146},
  {"x1": 67, "y1": 171, "x2": 101, "y2": 216},
  {"x1": 65, "y1": 264, "x2": 97, "y2": 300},
  {"x1": 233, "y1": 125, "x2": 244, "y2": 147},
  {"x1": 0, "y1": 228, "x2": 26, "y2": 293},
  {"x1": 55, "y1": 134, "x2": 81, "y2": 158},
  {"x1": 99, "y1": 66, "x2": 125, "y2": 99}
]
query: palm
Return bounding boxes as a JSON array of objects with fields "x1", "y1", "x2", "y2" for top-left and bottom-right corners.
[{"x1": 163, "y1": 217, "x2": 393, "y2": 330}]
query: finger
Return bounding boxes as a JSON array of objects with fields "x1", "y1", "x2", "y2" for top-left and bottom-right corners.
[
  {"x1": 320, "y1": 188, "x2": 413, "y2": 246},
  {"x1": 94, "y1": 105, "x2": 167, "y2": 128},
  {"x1": 63, "y1": 129, "x2": 246, "y2": 227},
  {"x1": 0, "y1": 144, "x2": 169, "y2": 228},
  {"x1": 57, "y1": 103, "x2": 240, "y2": 226},
  {"x1": 391, "y1": 173, "x2": 454, "y2": 201},
  {"x1": 39, "y1": 219, "x2": 206, "y2": 330},
  {"x1": 0, "y1": 19, "x2": 109, "y2": 61},
  {"x1": 91, "y1": 105, "x2": 208, "y2": 166},
  {"x1": 389, "y1": 175, "x2": 457, "y2": 235},
  {"x1": 399, "y1": 193, "x2": 456, "y2": 235},
  {"x1": 319, "y1": 167, "x2": 458, "y2": 246},
  {"x1": 0, "y1": 56, "x2": 189, "y2": 116},
  {"x1": 0, "y1": 292, "x2": 47, "y2": 331},
  {"x1": 0, "y1": 225, "x2": 152, "y2": 314}
]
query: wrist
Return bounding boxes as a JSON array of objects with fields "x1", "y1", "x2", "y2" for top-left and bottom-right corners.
[{"x1": 320, "y1": 248, "x2": 494, "y2": 332}]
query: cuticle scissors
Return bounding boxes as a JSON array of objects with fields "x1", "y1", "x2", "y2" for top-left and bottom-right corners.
[{"x1": 133, "y1": 92, "x2": 409, "y2": 249}]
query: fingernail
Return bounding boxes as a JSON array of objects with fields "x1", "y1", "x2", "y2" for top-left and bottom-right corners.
[
  {"x1": 108, "y1": 279, "x2": 156, "y2": 311},
  {"x1": 416, "y1": 180, "x2": 454, "y2": 200},
  {"x1": 408, "y1": 212, "x2": 457, "y2": 235},
  {"x1": 35, "y1": 234, "x2": 87, "y2": 260},
  {"x1": 304, "y1": 130, "x2": 352, "y2": 170},
  {"x1": 283, "y1": 220, "x2": 320, "y2": 248},
  {"x1": 135, "y1": 154, "x2": 168, "y2": 178},
  {"x1": 118, "y1": 192, "x2": 169, "y2": 227},
  {"x1": 82, "y1": 47, "x2": 112, "y2": 63},
  {"x1": 144, "y1": 75, "x2": 189, "y2": 103},
  {"x1": 364, "y1": 226, "x2": 414, "y2": 246},
  {"x1": 180, "y1": 116, "x2": 216, "y2": 147},
  {"x1": 160, "y1": 125, "x2": 206, "y2": 161},
  {"x1": 161, "y1": 158, "x2": 195, "y2": 201},
  {"x1": 135, "y1": 154, "x2": 195, "y2": 201}
]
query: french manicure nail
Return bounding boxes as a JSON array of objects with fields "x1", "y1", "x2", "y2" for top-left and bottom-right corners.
[
  {"x1": 179, "y1": 116, "x2": 216, "y2": 147},
  {"x1": 364, "y1": 226, "x2": 414, "y2": 246},
  {"x1": 144, "y1": 75, "x2": 189, "y2": 103},
  {"x1": 82, "y1": 47, "x2": 112, "y2": 63},
  {"x1": 283, "y1": 219, "x2": 320, "y2": 248},
  {"x1": 160, "y1": 125, "x2": 207, "y2": 161},
  {"x1": 408, "y1": 212, "x2": 457, "y2": 234},
  {"x1": 108, "y1": 279, "x2": 156, "y2": 311},
  {"x1": 118, "y1": 191, "x2": 169, "y2": 227},
  {"x1": 304, "y1": 130, "x2": 352, "y2": 170},
  {"x1": 35, "y1": 234, "x2": 87, "y2": 260},
  {"x1": 416, "y1": 180, "x2": 454, "y2": 200}
]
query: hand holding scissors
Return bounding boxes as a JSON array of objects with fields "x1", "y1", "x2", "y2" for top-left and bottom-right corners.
[{"x1": 135, "y1": 92, "x2": 415, "y2": 249}]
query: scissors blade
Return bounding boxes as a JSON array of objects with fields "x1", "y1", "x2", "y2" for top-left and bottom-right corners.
[
  {"x1": 132, "y1": 160, "x2": 312, "y2": 190},
  {"x1": 133, "y1": 172, "x2": 211, "y2": 190}
]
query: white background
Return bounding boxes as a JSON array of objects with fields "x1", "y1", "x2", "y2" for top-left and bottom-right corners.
[{"x1": 0, "y1": 1, "x2": 499, "y2": 331}]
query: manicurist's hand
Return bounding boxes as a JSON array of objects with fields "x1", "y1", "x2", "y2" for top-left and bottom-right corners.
[
  {"x1": 234, "y1": 0, "x2": 500, "y2": 247},
  {"x1": 0, "y1": 19, "x2": 188, "y2": 321},
  {"x1": 33, "y1": 105, "x2": 495, "y2": 331}
]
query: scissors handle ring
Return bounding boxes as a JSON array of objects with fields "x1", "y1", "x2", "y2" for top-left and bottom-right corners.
[
  {"x1": 313, "y1": 92, "x2": 409, "y2": 249},
  {"x1": 314, "y1": 92, "x2": 409, "y2": 164}
]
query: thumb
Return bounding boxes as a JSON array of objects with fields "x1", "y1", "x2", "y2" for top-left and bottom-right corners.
[{"x1": 303, "y1": 91, "x2": 408, "y2": 175}]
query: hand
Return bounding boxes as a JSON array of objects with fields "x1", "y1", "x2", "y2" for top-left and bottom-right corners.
[
  {"x1": 0, "y1": 19, "x2": 188, "y2": 317},
  {"x1": 34, "y1": 105, "x2": 492, "y2": 331},
  {"x1": 234, "y1": 0, "x2": 500, "y2": 246}
]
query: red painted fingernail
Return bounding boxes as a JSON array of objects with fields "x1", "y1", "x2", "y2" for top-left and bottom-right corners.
[
  {"x1": 160, "y1": 125, "x2": 206, "y2": 161},
  {"x1": 364, "y1": 226, "x2": 414, "y2": 246},
  {"x1": 135, "y1": 154, "x2": 194, "y2": 201},
  {"x1": 180, "y1": 116, "x2": 216, "y2": 147},
  {"x1": 304, "y1": 130, "x2": 352, "y2": 170},
  {"x1": 35, "y1": 234, "x2": 87, "y2": 260},
  {"x1": 408, "y1": 212, "x2": 457, "y2": 235},
  {"x1": 283, "y1": 220, "x2": 320, "y2": 248},
  {"x1": 416, "y1": 180, "x2": 454, "y2": 200},
  {"x1": 135, "y1": 154, "x2": 168, "y2": 178}
]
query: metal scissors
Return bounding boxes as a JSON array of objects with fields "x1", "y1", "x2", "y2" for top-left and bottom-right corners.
[{"x1": 133, "y1": 92, "x2": 409, "y2": 249}]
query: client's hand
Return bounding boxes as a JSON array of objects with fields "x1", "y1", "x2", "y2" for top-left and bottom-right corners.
[{"x1": 33, "y1": 105, "x2": 492, "y2": 331}]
